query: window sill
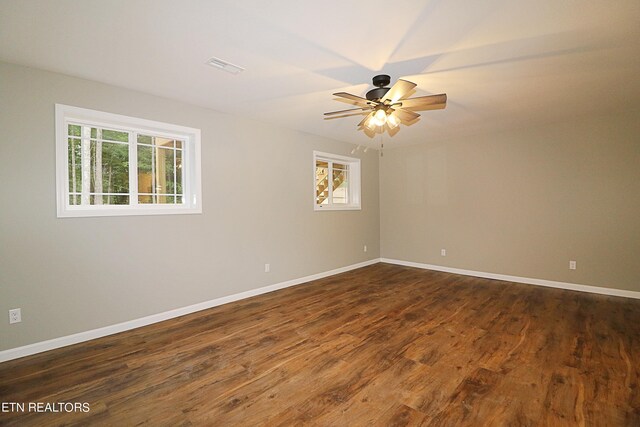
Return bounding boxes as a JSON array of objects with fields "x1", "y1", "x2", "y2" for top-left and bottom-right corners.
[
  {"x1": 57, "y1": 206, "x2": 202, "y2": 218},
  {"x1": 314, "y1": 205, "x2": 361, "y2": 211}
]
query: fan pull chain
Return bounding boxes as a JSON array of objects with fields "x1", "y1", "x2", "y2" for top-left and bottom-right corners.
[{"x1": 380, "y1": 133, "x2": 384, "y2": 157}]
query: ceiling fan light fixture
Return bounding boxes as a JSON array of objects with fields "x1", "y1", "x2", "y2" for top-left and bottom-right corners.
[
  {"x1": 371, "y1": 117, "x2": 384, "y2": 127},
  {"x1": 387, "y1": 113, "x2": 400, "y2": 129},
  {"x1": 365, "y1": 116, "x2": 378, "y2": 130},
  {"x1": 374, "y1": 108, "x2": 387, "y2": 123}
]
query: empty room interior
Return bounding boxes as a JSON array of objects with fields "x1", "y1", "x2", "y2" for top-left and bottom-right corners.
[{"x1": 1, "y1": 1, "x2": 639, "y2": 425}]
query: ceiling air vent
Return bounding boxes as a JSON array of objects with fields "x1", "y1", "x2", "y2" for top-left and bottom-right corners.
[{"x1": 206, "y1": 57, "x2": 245, "y2": 74}]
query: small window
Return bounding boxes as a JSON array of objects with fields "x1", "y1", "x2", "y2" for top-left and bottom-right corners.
[
  {"x1": 56, "y1": 104, "x2": 202, "y2": 217},
  {"x1": 314, "y1": 151, "x2": 361, "y2": 210}
]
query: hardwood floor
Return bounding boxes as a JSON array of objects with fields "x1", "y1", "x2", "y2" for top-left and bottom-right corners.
[{"x1": 1, "y1": 263, "x2": 639, "y2": 426}]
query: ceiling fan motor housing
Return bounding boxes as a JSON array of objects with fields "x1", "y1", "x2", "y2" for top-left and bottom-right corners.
[
  {"x1": 366, "y1": 87, "x2": 389, "y2": 101},
  {"x1": 366, "y1": 74, "x2": 391, "y2": 101}
]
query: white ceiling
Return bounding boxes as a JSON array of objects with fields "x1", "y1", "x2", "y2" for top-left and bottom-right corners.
[{"x1": 1, "y1": 0, "x2": 639, "y2": 146}]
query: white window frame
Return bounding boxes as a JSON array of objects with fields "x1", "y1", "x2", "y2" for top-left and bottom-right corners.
[
  {"x1": 55, "y1": 104, "x2": 202, "y2": 218},
  {"x1": 313, "y1": 151, "x2": 361, "y2": 211}
]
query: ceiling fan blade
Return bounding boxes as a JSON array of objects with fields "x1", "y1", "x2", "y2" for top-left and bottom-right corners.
[
  {"x1": 333, "y1": 92, "x2": 372, "y2": 107},
  {"x1": 324, "y1": 107, "x2": 369, "y2": 116},
  {"x1": 396, "y1": 94, "x2": 447, "y2": 109},
  {"x1": 357, "y1": 112, "x2": 374, "y2": 128},
  {"x1": 393, "y1": 108, "x2": 420, "y2": 122},
  {"x1": 324, "y1": 112, "x2": 370, "y2": 120},
  {"x1": 411, "y1": 102, "x2": 446, "y2": 111},
  {"x1": 382, "y1": 79, "x2": 417, "y2": 103}
]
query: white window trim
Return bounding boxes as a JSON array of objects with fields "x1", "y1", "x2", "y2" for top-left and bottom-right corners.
[
  {"x1": 55, "y1": 104, "x2": 202, "y2": 218},
  {"x1": 313, "y1": 151, "x2": 361, "y2": 211}
]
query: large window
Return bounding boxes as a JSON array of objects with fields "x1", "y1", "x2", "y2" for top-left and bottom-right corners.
[
  {"x1": 56, "y1": 104, "x2": 201, "y2": 217},
  {"x1": 314, "y1": 151, "x2": 361, "y2": 210}
]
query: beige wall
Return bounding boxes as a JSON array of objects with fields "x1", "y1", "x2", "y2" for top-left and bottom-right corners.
[
  {"x1": 380, "y1": 111, "x2": 640, "y2": 292},
  {"x1": 0, "y1": 62, "x2": 380, "y2": 351},
  {"x1": 2, "y1": 59, "x2": 638, "y2": 354}
]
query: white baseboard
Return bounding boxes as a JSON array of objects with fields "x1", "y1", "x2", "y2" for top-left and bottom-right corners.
[
  {"x1": 3, "y1": 257, "x2": 637, "y2": 363},
  {"x1": 0, "y1": 259, "x2": 379, "y2": 363},
  {"x1": 381, "y1": 258, "x2": 640, "y2": 300}
]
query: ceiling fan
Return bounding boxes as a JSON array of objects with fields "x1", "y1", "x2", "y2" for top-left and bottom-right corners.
[{"x1": 324, "y1": 74, "x2": 446, "y2": 133}]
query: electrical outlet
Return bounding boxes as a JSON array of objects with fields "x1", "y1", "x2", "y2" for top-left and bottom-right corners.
[
  {"x1": 441, "y1": 249, "x2": 446, "y2": 257},
  {"x1": 569, "y1": 260, "x2": 576, "y2": 270},
  {"x1": 363, "y1": 245, "x2": 367, "y2": 253},
  {"x1": 9, "y1": 308, "x2": 21, "y2": 324},
  {"x1": 264, "y1": 263, "x2": 270, "y2": 273}
]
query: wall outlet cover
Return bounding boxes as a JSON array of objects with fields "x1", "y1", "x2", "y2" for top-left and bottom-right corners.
[{"x1": 9, "y1": 308, "x2": 21, "y2": 324}]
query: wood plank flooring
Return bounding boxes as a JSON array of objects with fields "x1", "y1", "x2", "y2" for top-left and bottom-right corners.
[{"x1": 1, "y1": 263, "x2": 639, "y2": 426}]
